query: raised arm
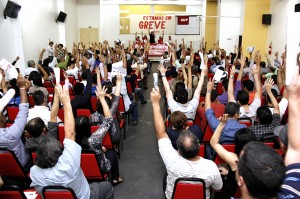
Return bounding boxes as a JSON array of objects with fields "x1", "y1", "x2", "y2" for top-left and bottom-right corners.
[
  {"x1": 285, "y1": 64, "x2": 300, "y2": 165},
  {"x1": 205, "y1": 77, "x2": 214, "y2": 111},
  {"x1": 50, "y1": 85, "x2": 60, "y2": 123},
  {"x1": 158, "y1": 63, "x2": 173, "y2": 100},
  {"x1": 58, "y1": 85, "x2": 75, "y2": 141},
  {"x1": 228, "y1": 65, "x2": 235, "y2": 102},
  {"x1": 114, "y1": 74, "x2": 122, "y2": 97},
  {"x1": 121, "y1": 47, "x2": 127, "y2": 69},
  {"x1": 252, "y1": 59, "x2": 262, "y2": 99},
  {"x1": 194, "y1": 54, "x2": 208, "y2": 99},
  {"x1": 37, "y1": 64, "x2": 49, "y2": 81},
  {"x1": 210, "y1": 114, "x2": 238, "y2": 170},
  {"x1": 277, "y1": 65, "x2": 285, "y2": 91},
  {"x1": 96, "y1": 86, "x2": 111, "y2": 117},
  {"x1": 265, "y1": 78, "x2": 279, "y2": 114},
  {"x1": 151, "y1": 88, "x2": 168, "y2": 140},
  {"x1": 39, "y1": 48, "x2": 46, "y2": 62},
  {"x1": 237, "y1": 54, "x2": 245, "y2": 81}
]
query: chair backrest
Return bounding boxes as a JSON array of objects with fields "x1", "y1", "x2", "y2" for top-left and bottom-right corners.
[
  {"x1": 237, "y1": 117, "x2": 252, "y2": 127},
  {"x1": 118, "y1": 96, "x2": 126, "y2": 113},
  {"x1": 0, "y1": 186, "x2": 27, "y2": 199},
  {"x1": 126, "y1": 82, "x2": 133, "y2": 93},
  {"x1": 90, "y1": 97, "x2": 98, "y2": 113},
  {"x1": 76, "y1": 109, "x2": 91, "y2": 117},
  {"x1": 31, "y1": 152, "x2": 37, "y2": 164},
  {"x1": 42, "y1": 186, "x2": 76, "y2": 199},
  {"x1": 172, "y1": 178, "x2": 206, "y2": 199},
  {"x1": 202, "y1": 122, "x2": 213, "y2": 143},
  {"x1": 46, "y1": 87, "x2": 54, "y2": 95},
  {"x1": 80, "y1": 150, "x2": 108, "y2": 181},
  {"x1": 28, "y1": 95, "x2": 35, "y2": 107},
  {"x1": 214, "y1": 144, "x2": 236, "y2": 165},
  {"x1": 44, "y1": 80, "x2": 54, "y2": 88},
  {"x1": 58, "y1": 124, "x2": 65, "y2": 144},
  {"x1": 90, "y1": 126, "x2": 113, "y2": 150},
  {"x1": 264, "y1": 142, "x2": 274, "y2": 148},
  {"x1": 0, "y1": 148, "x2": 29, "y2": 181},
  {"x1": 7, "y1": 107, "x2": 19, "y2": 122},
  {"x1": 68, "y1": 75, "x2": 77, "y2": 86},
  {"x1": 57, "y1": 109, "x2": 64, "y2": 123},
  {"x1": 197, "y1": 144, "x2": 205, "y2": 158}
]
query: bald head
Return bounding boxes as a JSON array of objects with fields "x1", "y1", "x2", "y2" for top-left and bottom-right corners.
[{"x1": 176, "y1": 130, "x2": 200, "y2": 159}]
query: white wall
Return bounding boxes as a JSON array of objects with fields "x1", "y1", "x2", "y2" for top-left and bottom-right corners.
[
  {"x1": 218, "y1": 0, "x2": 243, "y2": 53},
  {"x1": 267, "y1": 0, "x2": 295, "y2": 54},
  {"x1": 65, "y1": 0, "x2": 78, "y2": 49},
  {"x1": 77, "y1": 0, "x2": 99, "y2": 28}
]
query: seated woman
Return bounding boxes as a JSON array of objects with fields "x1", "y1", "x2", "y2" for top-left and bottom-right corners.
[
  {"x1": 75, "y1": 85, "x2": 123, "y2": 186},
  {"x1": 166, "y1": 111, "x2": 203, "y2": 150},
  {"x1": 90, "y1": 70, "x2": 122, "y2": 145},
  {"x1": 210, "y1": 114, "x2": 256, "y2": 199}
]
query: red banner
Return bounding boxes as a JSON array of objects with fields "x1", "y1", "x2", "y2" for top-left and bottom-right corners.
[
  {"x1": 177, "y1": 16, "x2": 189, "y2": 25},
  {"x1": 148, "y1": 44, "x2": 168, "y2": 57}
]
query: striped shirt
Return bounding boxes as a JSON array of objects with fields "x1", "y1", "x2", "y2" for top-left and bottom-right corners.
[
  {"x1": 278, "y1": 163, "x2": 300, "y2": 198},
  {"x1": 158, "y1": 138, "x2": 223, "y2": 199}
]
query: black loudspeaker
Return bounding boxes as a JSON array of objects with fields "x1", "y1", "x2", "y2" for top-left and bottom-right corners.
[
  {"x1": 295, "y1": 3, "x2": 300, "y2": 12},
  {"x1": 3, "y1": 1, "x2": 21, "y2": 19},
  {"x1": 56, "y1": 11, "x2": 67, "y2": 23},
  {"x1": 262, "y1": 14, "x2": 272, "y2": 25}
]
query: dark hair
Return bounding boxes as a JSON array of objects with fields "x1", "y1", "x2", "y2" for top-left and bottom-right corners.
[
  {"x1": 104, "y1": 81, "x2": 113, "y2": 94},
  {"x1": 49, "y1": 41, "x2": 54, "y2": 45},
  {"x1": 256, "y1": 106, "x2": 272, "y2": 124},
  {"x1": 92, "y1": 73, "x2": 97, "y2": 84},
  {"x1": 234, "y1": 128, "x2": 256, "y2": 155},
  {"x1": 27, "y1": 117, "x2": 46, "y2": 138},
  {"x1": 222, "y1": 79, "x2": 229, "y2": 92},
  {"x1": 266, "y1": 89, "x2": 278, "y2": 104},
  {"x1": 242, "y1": 80, "x2": 254, "y2": 91},
  {"x1": 29, "y1": 71, "x2": 44, "y2": 87},
  {"x1": 176, "y1": 130, "x2": 199, "y2": 159},
  {"x1": 58, "y1": 44, "x2": 64, "y2": 48},
  {"x1": 174, "y1": 90, "x2": 188, "y2": 104},
  {"x1": 271, "y1": 75, "x2": 277, "y2": 84},
  {"x1": 224, "y1": 102, "x2": 240, "y2": 117},
  {"x1": 35, "y1": 136, "x2": 63, "y2": 168},
  {"x1": 33, "y1": 90, "x2": 45, "y2": 105},
  {"x1": 238, "y1": 142, "x2": 285, "y2": 198},
  {"x1": 210, "y1": 89, "x2": 218, "y2": 102},
  {"x1": 236, "y1": 90, "x2": 249, "y2": 105},
  {"x1": 75, "y1": 116, "x2": 91, "y2": 145},
  {"x1": 170, "y1": 70, "x2": 178, "y2": 78},
  {"x1": 260, "y1": 61, "x2": 266, "y2": 68},
  {"x1": 96, "y1": 96, "x2": 111, "y2": 115},
  {"x1": 170, "y1": 111, "x2": 187, "y2": 130},
  {"x1": 74, "y1": 83, "x2": 84, "y2": 95}
]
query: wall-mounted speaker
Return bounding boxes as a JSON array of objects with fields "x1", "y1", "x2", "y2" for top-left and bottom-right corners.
[
  {"x1": 56, "y1": 11, "x2": 67, "y2": 23},
  {"x1": 295, "y1": 3, "x2": 300, "y2": 12},
  {"x1": 262, "y1": 14, "x2": 272, "y2": 25},
  {"x1": 3, "y1": 1, "x2": 21, "y2": 19}
]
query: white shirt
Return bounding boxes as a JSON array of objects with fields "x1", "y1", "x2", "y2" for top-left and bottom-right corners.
[
  {"x1": 269, "y1": 98, "x2": 288, "y2": 118},
  {"x1": 168, "y1": 97, "x2": 199, "y2": 120},
  {"x1": 239, "y1": 97, "x2": 261, "y2": 122},
  {"x1": 27, "y1": 106, "x2": 61, "y2": 126},
  {"x1": 66, "y1": 66, "x2": 79, "y2": 79},
  {"x1": 120, "y1": 77, "x2": 131, "y2": 111},
  {"x1": 159, "y1": 138, "x2": 222, "y2": 199},
  {"x1": 30, "y1": 139, "x2": 90, "y2": 199},
  {"x1": 47, "y1": 46, "x2": 54, "y2": 57},
  {"x1": 24, "y1": 67, "x2": 38, "y2": 77}
]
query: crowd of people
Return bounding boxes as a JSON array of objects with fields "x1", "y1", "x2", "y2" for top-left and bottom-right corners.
[{"x1": 0, "y1": 31, "x2": 300, "y2": 199}]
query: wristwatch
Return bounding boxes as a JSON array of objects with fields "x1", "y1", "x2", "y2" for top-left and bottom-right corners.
[
  {"x1": 161, "y1": 74, "x2": 166, "y2": 77},
  {"x1": 230, "y1": 75, "x2": 234, "y2": 79}
]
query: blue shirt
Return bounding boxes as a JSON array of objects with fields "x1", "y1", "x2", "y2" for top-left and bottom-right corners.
[
  {"x1": 205, "y1": 108, "x2": 246, "y2": 143},
  {"x1": 278, "y1": 163, "x2": 300, "y2": 198}
]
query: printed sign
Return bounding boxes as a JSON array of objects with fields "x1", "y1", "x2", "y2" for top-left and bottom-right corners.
[
  {"x1": 130, "y1": 15, "x2": 175, "y2": 34},
  {"x1": 148, "y1": 44, "x2": 168, "y2": 57},
  {"x1": 177, "y1": 16, "x2": 189, "y2": 25}
]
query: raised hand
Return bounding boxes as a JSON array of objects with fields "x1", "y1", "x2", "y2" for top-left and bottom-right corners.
[
  {"x1": 95, "y1": 85, "x2": 107, "y2": 100},
  {"x1": 230, "y1": 65, "x2": 236, "y2": 76},
  {"x1": 207, "y1": 78, "x2": 215, "y2": 91},
  {"x1": 218, "y1": 114, "x2": 228, "y2": 124},
  {"x1": 57, "y1": 84, "x2": 70, "y2": 105},
  {"x1": 150, "y1": 87, "x2": 161, "y2": 104},
  {"x1": 157, "y1": 63, "x2": 167, "y2": 75}
]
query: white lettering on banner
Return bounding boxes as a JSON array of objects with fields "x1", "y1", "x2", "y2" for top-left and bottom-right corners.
[
  {"x1": 130, "y1": 15, "x2": 175, "y2": 34},
  {"x1": 148, "y1": 44, "x2": 168, "y2": 57}
]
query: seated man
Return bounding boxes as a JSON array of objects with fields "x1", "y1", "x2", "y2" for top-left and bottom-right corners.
[
  {"x1": 30, "y1": 85, "x2": 114, "y2": 199},
  {"x1": 228, "y1": 63, "x2": 261, "y2": 122},
  {"x1": 237, "y1": 142, "x2": 285, "y2": 199},
  {"x1": 266, "y1": 88, "x2": 288, "y2": 118},
  {"x1": 205, "y1": 78, "x2": 246, "y2": 144},
  {"x1": 27, "y1": 90, "x2": 61, "y2": 126},
  {"x1": 0, "y1": 76, "x2": 30, "y2": 168},
  {"x1": 24, "y1": 60, "x2": 38, "y2": 77},
  {"x1": 197, "y1": 89, "x2": 225, "y2": 132},
  {"x1": 25, "y1": 86, "x2": 59, "y2": 153},
  {"x1": 71, "y1": 57, "x2": 92, "y2": 117},
  {"x1": 249, "y1": 78, "x2": 280, "y2": 141},
  {"x1": 159, "y1": 54, "x2": 207, "y2": 120},
  {"x1": 151, "y1": 88, "x2": 222, "y2": 199},
  {"x1": 217, "y1": 79, "x2": 241, "y2": 105}
]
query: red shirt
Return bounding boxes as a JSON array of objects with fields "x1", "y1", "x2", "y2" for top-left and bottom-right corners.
[
  {"x1": 197, "y1": 102, "x2": 225, "y2": 132},
  {"x1": 158, "y1": 38, "x2": 163, "y2": 44}
]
